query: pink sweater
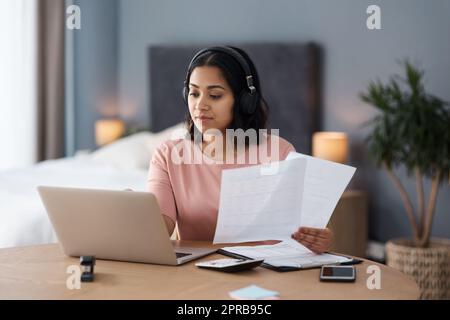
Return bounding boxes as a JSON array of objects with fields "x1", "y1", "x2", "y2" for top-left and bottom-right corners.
[{"x1": 147, "y1": 135, "x2": 296, "y2": 241}]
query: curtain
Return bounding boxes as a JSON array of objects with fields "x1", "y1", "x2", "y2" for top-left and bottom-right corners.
[
  {"x1": 0, "y1": 0, "x2": 65, "y2": 170},
  {"x1": 0, "y1": 0, "x2": 38, "y2": 171},
  {"x1": 37, "y1": 0, "x2": 66, "y2": 160}
]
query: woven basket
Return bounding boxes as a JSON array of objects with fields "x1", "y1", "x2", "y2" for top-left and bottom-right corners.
[{"x1": 386, "y1": 238, "x2": 450, "y2": 299}]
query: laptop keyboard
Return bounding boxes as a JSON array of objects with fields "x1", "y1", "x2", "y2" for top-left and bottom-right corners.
[{"x1": 176, "y1": 252, "x2": 192, "y2": 259}]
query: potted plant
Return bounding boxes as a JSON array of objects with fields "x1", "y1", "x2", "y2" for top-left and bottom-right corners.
[{"x1": 360, "y1": 60, "x2": 450, "y2": 299}]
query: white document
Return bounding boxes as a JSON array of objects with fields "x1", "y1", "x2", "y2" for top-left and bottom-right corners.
[
  {"x1": 221, "y1": 240, "x2": 352, "y2": 268},
  {"x1": 285, "y1": 152, "x2": 356, "y2": 228},
  {"x1": 213, "y1": 158, "x2": 307, "y2": 244},
  {"x1": 213, "y1": 152, "x2": 356, "y2": 244}
]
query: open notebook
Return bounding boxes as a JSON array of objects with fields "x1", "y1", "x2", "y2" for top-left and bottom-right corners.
[{"x1": 218, "y1": 240, "x2": 359, "y2": 272}]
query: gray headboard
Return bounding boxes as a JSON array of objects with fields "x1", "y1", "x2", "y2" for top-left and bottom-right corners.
[{"x1": 148, "y1": 43, "x2": 321, "y2": 153}]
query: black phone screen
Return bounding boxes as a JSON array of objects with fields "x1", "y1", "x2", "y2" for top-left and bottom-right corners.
[{"x1": 322, "y1": 266, "x2": 354, "y2": 278}]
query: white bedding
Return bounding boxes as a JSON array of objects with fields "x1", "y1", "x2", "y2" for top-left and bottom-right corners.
[
  {"x1": 0, "y1": 154, "x2": 148, "y2": 249},
  {"x1": 0, "y1": 123, "x2": 187, "y2": 249}
]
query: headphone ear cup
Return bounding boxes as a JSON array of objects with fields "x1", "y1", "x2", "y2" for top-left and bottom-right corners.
[
  {"x1": 239, "y1": 90, "x2": 259, "y2": 114},
  {"x1": 182, "y1": 86, "x2": 188, "y2": 105}
]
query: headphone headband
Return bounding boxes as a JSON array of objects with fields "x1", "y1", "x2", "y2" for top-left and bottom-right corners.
[{"x1": 185, "y1": 46, "x2": 256, "y2": 94}]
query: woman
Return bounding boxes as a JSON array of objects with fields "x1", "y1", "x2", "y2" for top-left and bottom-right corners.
[{"x1": 148, "y1": 46, "x2": 333, "y2": 253}]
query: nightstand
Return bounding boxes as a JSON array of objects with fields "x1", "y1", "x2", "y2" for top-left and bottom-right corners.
[{"x1": 328, "y1": 190, "x2": 368, "y2": 257}]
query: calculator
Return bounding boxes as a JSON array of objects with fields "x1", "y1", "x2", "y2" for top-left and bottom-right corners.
[{"x1": 195, "y1": 258, "x2": 264, "y2": 272}]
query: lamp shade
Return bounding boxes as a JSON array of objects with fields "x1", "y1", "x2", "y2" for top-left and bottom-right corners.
[
  {"x1": 312, "y1": 132, "x2": 348, "y2": 164},
  {"x1": 95, "y1": 119, "x2": 125, "y2": 146}
]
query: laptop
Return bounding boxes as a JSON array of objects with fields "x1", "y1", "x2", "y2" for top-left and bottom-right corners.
[{"x1": 37, "y1": 186, "x2": 216, "y2": 265}]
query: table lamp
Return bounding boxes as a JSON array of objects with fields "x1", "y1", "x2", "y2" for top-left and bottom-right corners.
[
  {"x1": 95, "y1": 119, "x2": 125, "y2": 146},
  {"x1": 312, "y1": 131, "x2": 348, "y2": 164}
]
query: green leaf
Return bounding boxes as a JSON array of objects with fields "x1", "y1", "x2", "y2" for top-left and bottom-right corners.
[{"x1": 359, "y1": 59, "x2": 450, "y2": 180}]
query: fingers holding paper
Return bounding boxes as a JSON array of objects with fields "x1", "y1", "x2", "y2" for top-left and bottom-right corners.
[{"x1": 291, "y1": 227, "x2": 333, "y2": 254}]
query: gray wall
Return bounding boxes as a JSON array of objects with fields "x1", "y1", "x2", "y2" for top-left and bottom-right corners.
[
  {"x1": 71, "y1": 0, "x2": 450, "y2": 242},
  {"x1": 67, "y1": 0, "x2": 119, "y2": 152}
]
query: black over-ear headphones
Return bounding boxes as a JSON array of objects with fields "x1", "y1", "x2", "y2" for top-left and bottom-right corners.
[{"x1": 182, "y1": 46, "x2": 259, "y2": 115}]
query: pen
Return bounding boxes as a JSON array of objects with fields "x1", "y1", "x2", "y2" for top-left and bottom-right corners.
[{"x1": 340, "y1": 258, "x2": 363, "y2": 265}]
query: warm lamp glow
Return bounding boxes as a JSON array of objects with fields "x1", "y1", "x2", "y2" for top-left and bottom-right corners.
[
  {"x1": 95, "y1": 119, "x2": 125, "y2": 146},
  {"x1": 312, "y1": 132, "x2": 348, "y2": 164}
]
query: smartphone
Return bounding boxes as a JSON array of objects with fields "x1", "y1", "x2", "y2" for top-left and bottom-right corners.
[{"x1": 320, "y1": 265, "x2": 356, "y2": 282}]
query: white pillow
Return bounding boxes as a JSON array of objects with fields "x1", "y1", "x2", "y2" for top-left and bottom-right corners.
[{"x1": 90, "y1": 123, "x2": 187, "y2": 169}]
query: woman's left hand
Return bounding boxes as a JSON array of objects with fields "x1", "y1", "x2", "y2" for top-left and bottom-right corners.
[{"x1": 291, "y1": 227, "x2": 333, "y2": 253}]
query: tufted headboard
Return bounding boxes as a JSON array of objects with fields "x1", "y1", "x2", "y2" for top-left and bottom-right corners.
[{"x1": 148, "y1": 43, "x2": 321, "y2": 153}]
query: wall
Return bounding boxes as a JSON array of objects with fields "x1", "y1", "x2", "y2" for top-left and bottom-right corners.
[{"x1": 66, "y1": 0, "x2": 119, "y2": 152}]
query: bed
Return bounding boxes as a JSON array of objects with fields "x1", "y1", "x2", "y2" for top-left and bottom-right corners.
[
  {"x1": 0, "y1": 43, "x2": 321, "y2": 249},
  {"x1": 0, "y1": 124, "x2": 184, "y2": 248}
]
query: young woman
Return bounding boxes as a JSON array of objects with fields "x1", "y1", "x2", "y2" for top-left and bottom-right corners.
[{"x1": 148, "y1": 46, "x2": 332, "y2": 253}]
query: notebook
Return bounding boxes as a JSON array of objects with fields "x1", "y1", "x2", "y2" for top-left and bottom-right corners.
[{"x1": 218, "y1": 241, "x2": 360, "y2": 272}]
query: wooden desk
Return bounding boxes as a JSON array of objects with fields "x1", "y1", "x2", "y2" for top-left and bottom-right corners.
[{"x1": 0, "y1": 242, "x2": 419, "y2": 300}]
